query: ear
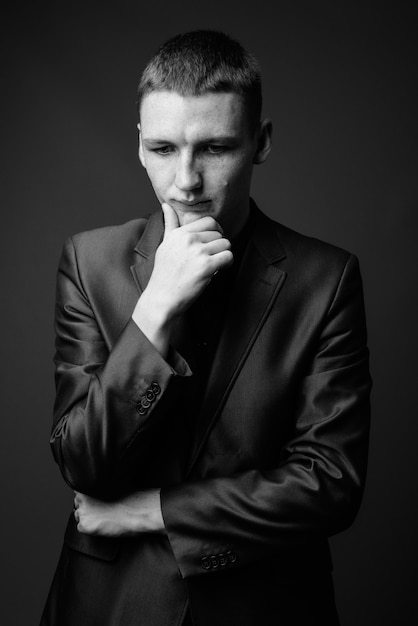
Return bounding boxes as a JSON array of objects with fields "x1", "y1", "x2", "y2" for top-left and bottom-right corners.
[
  {"x1": 253, "y1": 119, "x2": 273, "y2": 165},
  {"x1": 137, "y1": 123, "x2": 146, "y2": 168}
]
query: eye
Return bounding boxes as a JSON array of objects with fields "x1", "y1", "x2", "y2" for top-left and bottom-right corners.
[
  {"x1": 205, "y1": 145, "x2": 226, "y2": 154},
  {"x1": 153, "y1": 146, "x2": 174, "y2": 155}
]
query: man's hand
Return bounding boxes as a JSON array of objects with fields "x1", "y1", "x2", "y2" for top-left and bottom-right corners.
[
  {"x1": 73, "y1": 489, "x2": 165, "y2": 537},
  {"x1": 132, "y1": 203, "x2": 233, "y2": 356},
  {"x1": 146, "y1": 202, "x2": 233, "y2": 317}
]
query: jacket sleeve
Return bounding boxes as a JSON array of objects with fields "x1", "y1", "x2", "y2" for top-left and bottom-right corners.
[
  {"x1": 161, "y1": 253, "x2": 372, "y2": 578},
  {"x1": 50, "y1": 236, "x2": 191, "y2": 496}
]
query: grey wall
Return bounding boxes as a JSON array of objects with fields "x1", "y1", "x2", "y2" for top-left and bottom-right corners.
[{"x1": 2, "y1": 2, "x2": 417, "y2": 624}]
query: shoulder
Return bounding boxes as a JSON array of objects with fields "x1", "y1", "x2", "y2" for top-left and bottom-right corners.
[
  {"x1": 59, "y1": 216, "x2": 151, "y2": 271},
  {"x1": 253, "y1": 207, "x2": 362, "y2": 305},
  {"x1": 70, "y1": 217, "x2": 149, "y2": 253},
  {"x1": 255, "y1": 208, "x2": 355, "y2": 272},
  {"x1": 279, "y1": 221, "x2": 352, "y2": 267}
]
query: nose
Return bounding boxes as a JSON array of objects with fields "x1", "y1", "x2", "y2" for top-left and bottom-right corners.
[{"x1": 175, "y1": 153, "x2": 202, "y2": 192}]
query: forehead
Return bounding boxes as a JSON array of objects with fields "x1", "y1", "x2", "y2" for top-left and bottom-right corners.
[{"x1": 139, "y1": 90, "x2": 250, "y2": 139}]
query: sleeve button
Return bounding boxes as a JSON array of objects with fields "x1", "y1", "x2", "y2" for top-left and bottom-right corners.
[
  {"x1": 200, "y1": 556, "x2": 211, "y2": 570},
  {"x1": 210, "y1": 555, "x2": 219, "y2": 569},
  {"x1": 151, "y1": 382, "x2": 161, "y2": 395},
  {"x1": 226, "y1": 550, "x2": 237, "y2": 564}
]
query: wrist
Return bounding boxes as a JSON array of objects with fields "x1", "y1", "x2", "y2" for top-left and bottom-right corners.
[
  {"x1": 132, "y1": 290, "x2": 174, "y2": 358},
  {"x1": 129, "y1": 489, "x2": 165, "y2": 534},
  {"x1": 134, "y1": 287, "x2": 175, "y2": 328},
  {"x1": 149, "y1": 489, "x2": 165, "y2": 533}
]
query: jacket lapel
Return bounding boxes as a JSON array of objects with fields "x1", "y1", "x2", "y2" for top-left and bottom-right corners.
[
  {"x1": 130, "y1": 210, "x2": 164, "y2": 294},
  {"x1": 187, "y1": 208, "x2": 287, "y2": 473},
  {"x1": 130, "y1": 207, "x2": 288, "y2": 473}
]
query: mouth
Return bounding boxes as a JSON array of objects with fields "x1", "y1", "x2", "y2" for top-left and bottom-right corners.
[{"x1": 171, "y1": 199, "x2": 211, "y2": 209}]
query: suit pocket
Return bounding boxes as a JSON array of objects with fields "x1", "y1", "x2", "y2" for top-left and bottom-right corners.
[{"x1": 64, "y1": 513, "x2": 120, "y2": 561}]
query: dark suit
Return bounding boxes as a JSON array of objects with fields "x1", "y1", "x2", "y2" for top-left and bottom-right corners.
[{"x1": 41, "y1": 203, "x2": 371, "y2": 625}]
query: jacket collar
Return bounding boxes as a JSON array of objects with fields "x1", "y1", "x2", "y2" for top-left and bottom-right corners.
[
  {"x1": 250, "y1": 199, "x2": 286, "y2": 265},
  {"x1": 134, "y1": 209, "x2": 165, "y2": 259},
  {"x1": 130, "y1": 210, "x2": 164, "y2": 293}
]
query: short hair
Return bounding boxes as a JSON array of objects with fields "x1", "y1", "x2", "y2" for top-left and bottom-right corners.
[{"x1": 137, "y1": 30, "x2": 262, "y2": 131}]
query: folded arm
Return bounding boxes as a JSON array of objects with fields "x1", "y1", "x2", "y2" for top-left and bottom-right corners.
[
  {"x1": 159, "y1": 253, "x2": 372, "y2": 577},
  {"x1": 72, "y1": 253, "x2": 371, "y2": 580}
]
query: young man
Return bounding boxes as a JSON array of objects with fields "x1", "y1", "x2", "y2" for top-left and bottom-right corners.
[{"x1": 41, "y1": 30, "x2": 371, "y2": 626}]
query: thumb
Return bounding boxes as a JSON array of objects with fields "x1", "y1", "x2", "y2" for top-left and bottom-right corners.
[{"x1": 161, "y1": 203, "x2": 179, "y2": 237}]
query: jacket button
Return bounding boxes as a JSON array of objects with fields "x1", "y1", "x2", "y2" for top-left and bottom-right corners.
[
  {"x1": 218, "y1": 553, "x2": 227, "y2": 567},
  {"x1": 200, "y1": 556, "x2": 211, "y2": 570},
  {"x1": 145, "y1": 390, "x2": 155, "y2": 402},
  {"x1": 226, "y1": 550, "x2": 237, "y2": 564},
  {"x1": 136, "y1": 404, "x2": 147, "y2": 415}
]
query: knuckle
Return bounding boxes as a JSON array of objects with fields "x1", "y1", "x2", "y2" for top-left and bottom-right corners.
[
  {"x1": 197, "y1": 253, "x2": 209, "y2": 269},
  {"x1": 182, "y1": 231, "x2": 194, "y2": 246},
  {"x1": 199, "y1": 257, "x2": 212, "y2": 276}
]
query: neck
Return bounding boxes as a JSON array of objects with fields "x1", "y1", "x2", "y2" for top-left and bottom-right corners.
[{"x1": 222, "y1": 199, "x2": 251, "y2": 241}]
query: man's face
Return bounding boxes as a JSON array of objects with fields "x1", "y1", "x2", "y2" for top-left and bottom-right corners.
[{"x1": 138, "y1": 90, "x2": 266, "y2": 237}]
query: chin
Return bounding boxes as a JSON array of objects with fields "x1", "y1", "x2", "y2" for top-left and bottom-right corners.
[{"x1": 178, "y1": 209, "x2": 215, "y2": 226}]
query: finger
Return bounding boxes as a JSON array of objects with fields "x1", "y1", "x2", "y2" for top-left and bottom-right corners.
[
  {"x1": 161, "y1": 203, "x2": 179, "y2": 237},
  {"x1": 196, "y1": 230, "x2": 224, "y2": 244},
  {"x1": 209, "y1": 249, "x2": 234, "y2": 270},
  {"x1": 204, "y1": 238, "x2": 232, "y2": 255},
  {"x1": 183, "y1": 215, "x2": 223, "y2": 234}
]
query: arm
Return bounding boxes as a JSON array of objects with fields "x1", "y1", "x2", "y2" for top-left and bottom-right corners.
[
  {"x1": 74, "y1": 253, "x2": 371, "y2": 570},
  {"x1": 160, "y1": 253, "x2": 371, "y2": 577},
  {"x1": 50, "y1": 236, "x2": 189, "y2": 496},
  {"x1": 50, "y1": 205, "x2": 232, "y2": 496},
  {"x1": 130, "y1": 203, "x2": 232, "y2": 357}
]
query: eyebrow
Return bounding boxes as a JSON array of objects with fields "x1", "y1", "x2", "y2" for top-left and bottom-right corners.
[{"x1": 142, "y1": 135, "x2": 240, "y2": 146}]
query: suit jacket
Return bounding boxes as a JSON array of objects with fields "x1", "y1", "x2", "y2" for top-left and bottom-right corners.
[{"x1": 41, "y1": 203, "x2": 371, "y2": 626}]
